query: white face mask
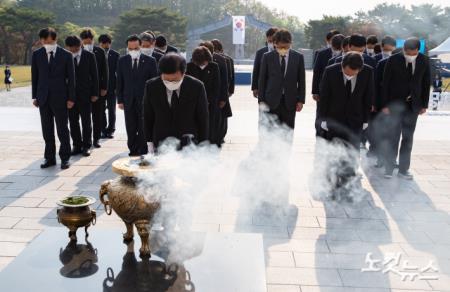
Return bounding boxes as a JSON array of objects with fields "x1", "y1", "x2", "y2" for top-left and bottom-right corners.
[
  {"x1": 332, "y1": 49, "x2": 341, "y2": 57},
  {"x1": 163, "y1": 78, "x2": 183, "y2": 91},
  {"x1": 404, "y1": 53, "x2": 418, "y2": 63},
  {"x1": 267, "y1": 42, "x2": 274, "y2": 50},
  {"x1": 383, "y1": 50, "x2": 392, "y2": 57},
  {"x1": 44, "y1": 44, "x2": 57, "y2": 52},
  {"x1": 343, "y1": 72, "x2": 356, "y2": 81},
  {"x1": 84, "y1": 44, "x2": 94, "y2": 52},
  {"x1": 141, "y1": 48, "x2": 154, "y2": 56},
  {"x1": 72, "y1": 50, "x2": 81, "y2": 58},
  {"x1": 366, "y1": 48, "x2": 374, "y2": 55},
  {"x1": 128, "y1": 49, "x2": 140, "y2": 59}
]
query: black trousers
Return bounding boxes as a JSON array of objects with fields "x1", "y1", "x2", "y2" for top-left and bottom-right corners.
[
  {"x1": 385, "y1": 101, "x2": 418, "y2": 173},
  {"x1": 268, "y1": 99, "x2": 296, "y2": 129},
  {"x1": 366, "y1": 111, "x2": 378, "y2": 152},
  {"x1": 104, "y1": 94, "x2": 116, "y2": 134},
  {"x1": 314, "y1": 103, "x2": 325, "y2": 137},
  {"x1": 39, "y1": 99, "x2": 71, "y2": 162},
  {"x1": 208, "y1": 102, "x2": 221, "y2": 145},
  {"x1": 69, "y1": 100, "x2": 92, "y2": 149},
  {"x1": 124, "y1": 102, "x2": 148, "y2": 155},
  {"x1": 218, "y1": 109, "x2": 229, "y2": 144},
  {"x1": 92, "y1": 97, "x2": 106, "y2": 141}
]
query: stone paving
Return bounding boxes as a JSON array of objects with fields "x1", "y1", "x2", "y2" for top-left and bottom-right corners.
[{"x1": 1, "y1": 71, "x2": 450, "y2": 291}]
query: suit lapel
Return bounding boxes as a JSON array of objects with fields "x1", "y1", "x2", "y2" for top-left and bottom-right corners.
[
  {"x1": 273, "y1": 51, "x2": 282, "y2": 77},
  {"x1": 285, "y1": 50, "x2": 295, "y2": 77},
  {"x1": 138, "y1": 54, "x2": 146, "y2": 75},
  {"x1": 159, "y1": 79, "x2": 171, "y2": 110}
]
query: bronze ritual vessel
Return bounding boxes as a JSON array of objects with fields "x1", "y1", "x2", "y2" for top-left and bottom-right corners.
[
  {"x1": 56, "y1": 196, "x2": 97, "y2": 241},
  {"x1": 100, "y1": 156, "x2": 171, "y2": 258}
]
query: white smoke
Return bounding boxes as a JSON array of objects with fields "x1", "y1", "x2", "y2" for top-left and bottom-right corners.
[{"x1": 134, "y1": 111, "x2": 369, "y2": 263}]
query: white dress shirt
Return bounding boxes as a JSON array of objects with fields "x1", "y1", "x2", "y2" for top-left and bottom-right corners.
[
  {"x1": 46, "y1": 46, "x2": 57, "y2": 62},
  {"x1": 342, "y1": 74, "x2": 357, "y2": 93},
  {"x1": 73, "y1": 51, "x2": 81, "y2": 65},
  {"x1": 405, "y1": 59, "x2": 416, "y2": 74},
  {"x1": 278, "y1": 50, "x2": 289, "y2": 76},
  {"x1": 131, "y1": 53, "x2": 141, "y2": 68}
]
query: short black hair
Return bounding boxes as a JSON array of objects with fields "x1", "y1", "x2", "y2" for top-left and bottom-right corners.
[
  {"x1": 374, "y1": 44, "x2": 382, "y2": 54},
  {"x1": 349, "y1": 34, "x2": 367, "y2": 48},
  {"x1": 198, "y1": 41, "x2": 214, "y2": 54},
  {"x1": 155, "y1": 35, "x2": 167, "y2": 48},
  {"x1": 326, "y1": 30, "x2": 341, "y2": 41},
  {"x1": 266, "y1": 27, "x2": 279, "y2": 38},
  {"x1": 159, "y1": 53, "x2": 186, "y2": 74},
  {"x1": 273, "y1": 29, "x2": 292, "y2": 44},
  {"x1": 80, "y1": 28, "x2": 95, "y2": 40},
  {"x1": 367, "y1": 35, "x2": 378, "y2": 45},
  {"x1": 404, "y1": 37, "x2": 421, "y2": 51},
  {"x1": 65, "y1": 35, "x2": 81, "y2": 47},
  {"x1": 211, "y1": 39, "x2": 223, "y2": 52},
  {"x1": 192, "y1": 46, "x2": 212, "y2": 64},
  {"x1": 342, "y1": 36, "x2": 350, "y2": 48},
  {"x1": 98, "y1": 34, "x2": 112, "y2": 44},
  {"x1": 342, "y1": 52, "x2": 364, "y2": 70},
  {"x1": 381, "y1": 35, "x2": 396, "y2": 47},
  {"x1": 331, "y1": 34, "x2": 345, "y2": 50},
  {"x1": 126, "y1": 34, "x2": 141, "y2": 45},
  {"x1": 39, "y1": 27, "x2": 57, "y2": 40},
  {"x1": 140, "y1": 32, "x2": 155, "y2": 43}
]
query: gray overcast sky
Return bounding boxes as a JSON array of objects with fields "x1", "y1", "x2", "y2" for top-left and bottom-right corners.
[{"x1": 256, "y1": 0, "x2": 450, "y2": 22}]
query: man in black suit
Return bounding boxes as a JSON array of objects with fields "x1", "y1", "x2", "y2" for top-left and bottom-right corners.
[
  {"x1": 319, "y1": 52, "x2": 373, "y2": 148},
  {"x1": 252, "y1": 27, "x2": 278, "y2": 98},
  {"x1": 98, "y1": 34, "x2": 120, "y2": 139},
  {"x1": 65, "y1": 36, "x2": 99, "y2": 157},
  {"x1": 211, "y1": 39, "x2": 234, "y2": 144},
  {"x1": 155, "y1": 35, "x2": 178, "y2": 54},
  {"x1": 143, "y1": 53, "x2": 209, "y2": 150},
  {"x1": 200, "y1": 41, "x2": 229, "y2": 146},
  {"x1": 80, "y1": 28, "x2": 109, "y2": 148},
  {"x1": 312, "y1": 34, "x2": 345, "y2": 136},
  {"x1": 381, "y1": 38, "x2": 430, "y2": 180},
  {"x1": 331, "y1": 34, "x2": 377, "y2": 69},
  {"x1": 319, "y1": 53, "x2": 374, "y2": 200},
  {"x1": 117, "y1": 34, "x2": 158, "y2": 156},
  {"x1": 313, "y1": 30, "x2": 340, "y2": 67},
  {"x1": 140, "y1": 31, "x2": 164, "y2": 63},
  {"x1": 186, "y1": 46, "x2": 220, "y2": 145},
  {"x1": 258, "y1": 29, "x2": 306, "y2": 130},
  {"x1": 374, "y1": 36, "x2": 396, "y2": 63},
  {"x1": 366, "y1": 35, "x2": 378, "y2": 57},
  {"x1": 32, "y1": 28, "x2": 75, "y2": 169}
]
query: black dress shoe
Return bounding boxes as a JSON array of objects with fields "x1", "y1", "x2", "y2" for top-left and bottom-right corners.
[
  {"x1": 61, "y1": 160, "x2": 70, "y2": 170},
  {"x1": 71, "y1": 148, "x2": 83, "y2": 156},
  {"x1": 40, "y1": 160, "x2": 56, "y2": 169},
  {"x1": 82, "y1": 149, "x2": 91, "y2": 157},
  {"x1": 106, "y1": 133, "x2": 114, "y2": 139},
  {"x1": 93, "y1": 141, "x2": 101, "y2": 148}
]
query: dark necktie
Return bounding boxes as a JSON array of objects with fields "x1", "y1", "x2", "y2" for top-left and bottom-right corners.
[
  {"x1": 346, "y1": 79, "x2": 352, "y2": 99},
  {"x1": 171, "y1": 90, "x2": 179, "y2": 109},
  {"x1": 73, "y1": 56, "x2": 78, "y2": 67},
  {"x1": 280, "y1": 56, "x2": 286, "y2": 77},
  {"x1": 49, "y1": 51, "x2": 55, "y2": 67},
  {"x1": 132, "y1": 58, "x2": 138, "y2": 72},
  {"x1": 407, "y1": 62, "x2": 413, "y2": 80}
]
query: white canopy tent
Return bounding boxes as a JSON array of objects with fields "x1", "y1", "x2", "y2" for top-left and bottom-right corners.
[{"x1": 430, "y1": 37, "x2": 450, "y2": 56}]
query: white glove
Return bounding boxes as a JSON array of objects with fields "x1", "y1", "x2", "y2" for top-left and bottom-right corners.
[
  {"x1": 147, "y1": 142, "x2": 155, "y2": 154},
  {"x1": 363, "y1": 123, "x2": 369, "y2": 130},
  {"x1": 321, "y1": 121, "x2": 329, "y2": 131},
  {"x1": 258, "y1": 101, "x2": 270, "y2": 113}
]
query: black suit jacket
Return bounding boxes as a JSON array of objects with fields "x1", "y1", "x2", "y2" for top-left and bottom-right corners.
[
  {"x1": 116, "y1": 54, "x2": 158, "y2": 106},
  {"x1": 143, "y1": 75, "x2": 209, "y2": 147},
  {"x1": 381, "y1": 52, "x2": 430, "y2": 112},
  {"x1": 213, "y1": 53, "x2": 229, "y2": 102},
  {"x1": 333, "y1": 53, "x2": 377, "y2": 69},
  {"x1": 258, "y1": 49, "x2": 306, "y2": 110},
  {"x1": 221, "y1": 53, "x2": 235, "y2": 96},
  {"x1": 167, "y1": 45, "x2": 178, "y2": 53},
  {"x1": 93, "y1": 46, "x2": 108, "y2": 92},
  {"x1": 31, "y1": 46, "x2": 75, "y2": 106},
  {"x1": 106, "y1": 49, "x2": 120, "y2": 96},
  {"x1": 252, "y1": 46, "x2": 269, "y2": 91},
  {"x1": 375, "y1": 58, "x2": 388, "y2": 110},
  {"x1": 319, "y1": 63, "x2": 374, "y2": 130},
  {"x1": 312, "y1": 47, "x2": 333, "y2": 95},
  {"x1": 374, "y1": 53, "x2": 384, "y2": 64},
  {"x1": 74, "y1": 50, "x2": 99, "y2": 102},
  {"x1": 186, "y1": 62, "x2": 220, "y2": 104},
  {"x1": 152, "y1": 50, "x2": 164, "y2": 63}
]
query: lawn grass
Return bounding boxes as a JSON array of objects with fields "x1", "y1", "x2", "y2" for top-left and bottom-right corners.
[
  {"x1": 0, "y1": 65, "x2": 31, "y2": 90},
  {"x1": 443, "y1": 78, "x2": 450, "y2": 92}
]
